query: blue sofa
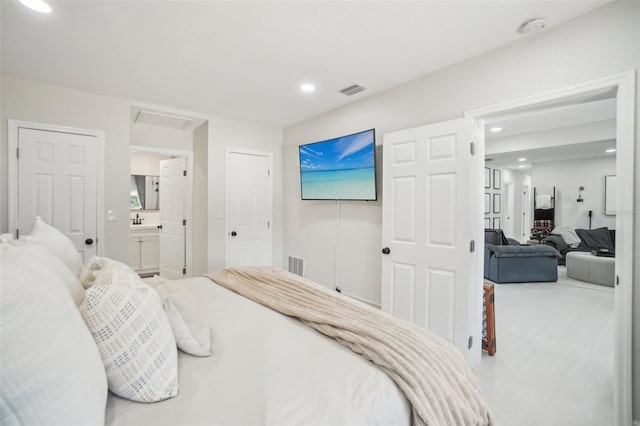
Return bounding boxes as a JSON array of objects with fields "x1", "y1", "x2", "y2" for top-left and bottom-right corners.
[{"x1": 484, "y1": 229, "x2": 561, "y2": 283}]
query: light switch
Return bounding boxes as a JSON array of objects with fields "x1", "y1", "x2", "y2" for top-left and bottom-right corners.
[{"x1": 107, "y1": 210, "x2": 116, "y2": 222}]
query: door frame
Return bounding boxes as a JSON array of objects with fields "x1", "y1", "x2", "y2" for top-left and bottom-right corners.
[
  {"x1": 130, "y1": 145, "x2": 193, "y2": 277},
  {"x1": 465, "y1": 70, "x2": 635, "y2": 425},
  {"x1": 225, "y1": 147, "x2": 274, "y2": 267},
  {"x1": 8, "y1": 119, "x2": 105, "y2": 255}
]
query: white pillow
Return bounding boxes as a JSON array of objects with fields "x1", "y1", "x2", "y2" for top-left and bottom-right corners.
[
  {"x1": 0, "y1": 245, "x2": 107, "y2": 425},
  {"x1": 80, "y1": 268, "x2": 179, "y2": 402},
  {"x1": 153, "y1": 277, "x2": 212, "y2": 357},
  {"x1": 80, "y1": 255, "x2": 135, "y2": 288},
  {"x1": 3, "y1": 238, "x2": 85, "y2": 306},
  {"x1": 21, "y1": 216, "x2": 84, "y2": 277}
]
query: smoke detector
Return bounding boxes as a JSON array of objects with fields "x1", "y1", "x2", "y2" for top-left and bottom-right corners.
[{"x1": 518, "y1": 18, "x2": 548, "y2": 35}]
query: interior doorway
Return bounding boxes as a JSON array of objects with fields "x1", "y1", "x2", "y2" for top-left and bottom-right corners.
[
  {"x1": 129, "y1": 146, "x2": 192, "y2": 278},
  {"x1": 467, "y1": 71, "x2": 635, "y2": 425}
]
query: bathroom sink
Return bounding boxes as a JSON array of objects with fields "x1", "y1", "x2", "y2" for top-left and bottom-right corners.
[{"x1": 130, "y1": 224, "x2": 159, "y2": 231}]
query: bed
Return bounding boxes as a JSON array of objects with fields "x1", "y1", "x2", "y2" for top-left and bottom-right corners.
[
  {"x1": 106, "y1": 276, "x2": 411, "y2": 425},
  {"x1": 1, "y1": 217, "x2": 493, "y2": 426}
]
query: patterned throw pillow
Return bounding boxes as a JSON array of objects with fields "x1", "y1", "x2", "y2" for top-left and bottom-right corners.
[
  {"x1": 80, "y1": 268, "x2": 178, "y2": 403},
  {"x1": 80, "y1": 255, "x2": 135, "y2": 288}
]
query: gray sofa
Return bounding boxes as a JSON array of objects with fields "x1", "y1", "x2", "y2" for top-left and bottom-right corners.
[
  {"x1": 484, "y1": 229, "x2": 561, "y2": 283},
  {"x1": 543, "y1": 227, "x2": 615, "y2": 265}
]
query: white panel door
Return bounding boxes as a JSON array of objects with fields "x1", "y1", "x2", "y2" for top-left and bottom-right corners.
[
  {"x1": 159, "y1": 157, "x2": 187, "y2": 279},
  {"x1": 17, "y1": 128, "x2": 98, "y2": 262},
  {"x1": 381, "y1": 117, "x2": 474, "y2": 356},
  {"x1": 226, "y1": 151, "x2": 272, "y2": 267}
]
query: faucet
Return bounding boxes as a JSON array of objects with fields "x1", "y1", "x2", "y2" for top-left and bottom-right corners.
[{"x1": 131, "y1": 213, "x2": 144, "y2": 225}]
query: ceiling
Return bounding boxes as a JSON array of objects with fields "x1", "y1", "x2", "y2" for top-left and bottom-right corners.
[
  {"x1": 485, "y1": 98, "x2": 617, "y2": 170},
  {"x1": 0, "y1": 1, "x2": 609, "y2": 128}
]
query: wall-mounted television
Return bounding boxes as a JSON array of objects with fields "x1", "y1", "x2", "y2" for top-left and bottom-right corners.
[{"x1": 299, "y1": 128, "x2": 377, "y2": 201}]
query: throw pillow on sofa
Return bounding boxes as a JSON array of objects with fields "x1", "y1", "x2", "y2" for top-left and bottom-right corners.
[
  {"x1": 0, "y1": 244, "x2": 107, "y2": 425},
  {"x1": 80, "y1": 267, "x2": 179, "y2": 403}
]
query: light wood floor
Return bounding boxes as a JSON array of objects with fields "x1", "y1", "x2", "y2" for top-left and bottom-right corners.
[{"x1": 473, "y1": 267, "x2": 614, "y2": 426}]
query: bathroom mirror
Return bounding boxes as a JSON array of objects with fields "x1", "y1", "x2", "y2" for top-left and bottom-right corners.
[{"x1": 130, "y1": 175, "x2": 159, "y2": 210}]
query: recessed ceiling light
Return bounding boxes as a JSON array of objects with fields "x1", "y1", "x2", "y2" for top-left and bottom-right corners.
[
  {"x1": 518, "y1": 158, "x2": 526, "y2": 162},
  {"x1": 300, "y1": 84, "x2": 315, "y2": 93},
  {"x1": 490, "y1": 127, "x2": 502, "y2": 133},
  {"x1": 19, "y1": 0, "x2": 52, "y2": 13},
  {"x1": 519, "y1": 165, "x2": 526, "y2": 168},
  {"x1": 606, "y1": 148, "x2": 616, "y2": 153}
]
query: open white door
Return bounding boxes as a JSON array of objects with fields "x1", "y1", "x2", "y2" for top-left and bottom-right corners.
[
  {"x1": 159, "y1": 157, "x2": 187, "y2": 279},
  {"x1": 381, "y1": 117, "x2": 475, "y2": 358},
  {"x1": 504, "y1": 182, "x2": 514, "y2": 238},
  {"x1": 226, "y1": 149, "x2": 272, "y2": 267},
  {"x1": 16, "y1": 127, "x2": 98, "y2": 262}
]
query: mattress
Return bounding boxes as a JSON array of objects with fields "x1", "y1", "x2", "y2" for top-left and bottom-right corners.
[{"x1": 105, "y1": 277, "x2": 410, "y2": 425}]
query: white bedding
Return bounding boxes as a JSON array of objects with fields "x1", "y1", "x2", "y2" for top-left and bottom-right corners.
[{"x1": 106, "y1": 277, "x2": 410, "y2": 425}]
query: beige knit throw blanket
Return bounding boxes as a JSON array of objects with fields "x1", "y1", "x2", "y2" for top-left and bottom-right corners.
[{"x1": 206, "y1": 267, "x2": 494, "y2": 426}]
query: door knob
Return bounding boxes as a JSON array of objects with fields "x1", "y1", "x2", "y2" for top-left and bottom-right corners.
[
  {"x1": 381, "y1": 247, "x2": 391, "y2": 255},
  {"x1": 85, "y1": 238, "x2": 94, "y2": 245},
  {"x1": 231, "y1": 231, "x2": 237, "y2": 237}
]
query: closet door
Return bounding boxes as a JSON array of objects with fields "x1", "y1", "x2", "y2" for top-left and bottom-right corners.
[
  {"x1": 381, "y1": 117, "x2": 475, "y2": 359},
  {"x1": 17, "y1": 127, "x2": 99, "y2": 262}
]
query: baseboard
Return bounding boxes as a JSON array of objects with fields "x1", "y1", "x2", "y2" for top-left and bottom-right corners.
[{"x1": 340, "y1": 291, "x2": 381, "y2": 309}]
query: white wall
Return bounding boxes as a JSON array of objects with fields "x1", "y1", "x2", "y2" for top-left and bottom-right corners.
[
  {"x1": 131, "y1": 152, "x2": 172, "y2": 176},
  {"x1": 130, "y1": 121, "x2": 193, "y2": 152},
  {"x1": 192, "y1": 122, "x2": 209, "y2": 276},
  {"x1": 1, "y1": 77, "x2": 131, "y2": 261},
  {"x1": 283, "y1": 1, "x2": 638, "y2": 297},
  {"x1": 532, "y1": 156, "x2": 616, "y2": 231},
  {"x1": 0, "y1": 77, "x2": 284, "y2": 272},
  {"x1": 282, "y1": 2, "x2": 640, "y2": 418}
]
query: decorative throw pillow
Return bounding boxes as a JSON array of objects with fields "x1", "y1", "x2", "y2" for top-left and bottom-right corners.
[
  {"x1": 1, "y1": 245, "x2": 107, "y2": 425},
  {"x1": 153, "y1": 277, "x2": 212, "y2": 357},
  {"x1": 80, "y1": 268, "x2": 179, "y2": 402},
  {"x1": 80, "y1": 255, "x2": 135, "y2": 288},
  {"x1": 7, "y1": 238, "x2": 85, "y2": 306},
  {"x1": 21, "y1": 216, "x2": 84, "y2": 277}
]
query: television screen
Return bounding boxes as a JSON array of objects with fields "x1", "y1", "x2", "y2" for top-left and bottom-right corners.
[{"x1": 299, "y1": 129, "x2": 377, "y2": 201}]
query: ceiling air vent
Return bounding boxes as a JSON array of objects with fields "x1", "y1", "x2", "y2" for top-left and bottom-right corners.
[
  {"x1": 340, "y1": 84, "x2": 365, "y2": 96},
  {"x1": 135, "y1": 110, "x2": 195, "y2": 129}
]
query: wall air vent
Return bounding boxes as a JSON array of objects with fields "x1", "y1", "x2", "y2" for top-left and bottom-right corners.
[
  {"x1": 340, "y1": 84, "x2": 365, "y2": 96},
  {"x1": 288, "y1": 256, "x2": 304, "y2": 277},
  {"x1": 135, "y1": 110, "x2": 195, "y2": 129}
]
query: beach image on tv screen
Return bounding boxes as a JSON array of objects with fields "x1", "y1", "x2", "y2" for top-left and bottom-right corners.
[{"x1": 299, "y1": 129, "x2": 376, "y2": 200}]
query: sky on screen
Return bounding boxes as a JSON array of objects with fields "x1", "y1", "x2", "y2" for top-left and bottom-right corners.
[{"x1": 299, "y1": 130, "x2": 374, "y2": 171}]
